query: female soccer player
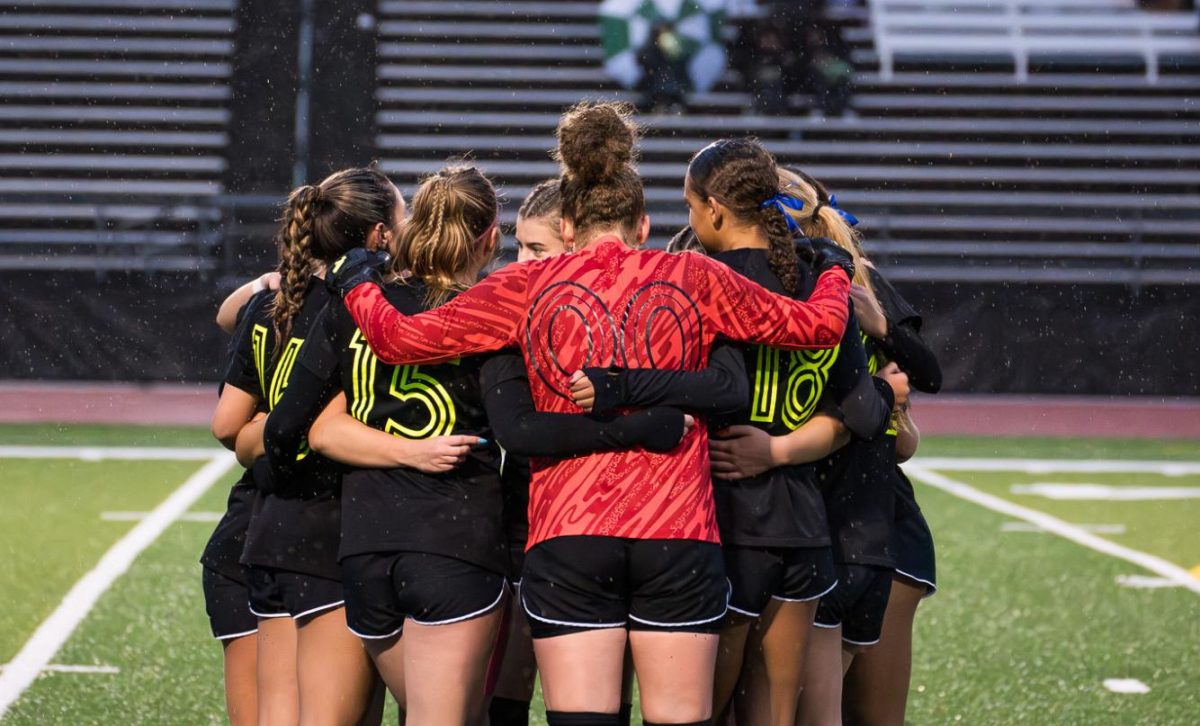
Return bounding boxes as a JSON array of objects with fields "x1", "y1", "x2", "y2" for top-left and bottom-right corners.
[
  {"x1": 765, "y1": 167, "x2": 932, "y2": 726},
  {"x1": 490, "y1": 178, "x2": 562, "y2": 726},
  {"x1": 265, "y1": 164, "x2": 705, "y2": 725},
  {"x1": 325, "y1": 102, "x2": 855, "y2": 726},
  {"x1": 205, "y1": 348, "x2": 266, "y2": 724},
  {"x1": 566, "y1": 139, "x2": 898, "y2": 726},
  {"x1": 229, "y1": 166, "x2": 401, "y2": 725}
]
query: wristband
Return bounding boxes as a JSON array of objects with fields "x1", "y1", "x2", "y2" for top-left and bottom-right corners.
[{"x1": 250, "y1": 277, "x2": 266, "y2": 295}]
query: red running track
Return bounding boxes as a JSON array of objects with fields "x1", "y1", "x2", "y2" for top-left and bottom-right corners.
[{"x1": 0, "y1": 381, "x2": 1197, "y2": 440}]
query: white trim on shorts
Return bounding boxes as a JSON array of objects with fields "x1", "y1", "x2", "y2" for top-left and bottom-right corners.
[
  {"x1": 627, "y1": 610, "x2": 726, "y2": 628},
  {"x1": 410, "y1": 582, "x2": 508, "y2": 626},
  {"x1": 348, "y1": 623, "x2": 404, "y2": 641},
  {"x1": 726, "y1": 604, "x2": 760, "y2": 618},
  {"x1": 893, "y1": 568, "x2": 937, "y2": 597},
  {"x1": 812, "y1": 620, "x2": 841, "y2": 629},
  {"x1": 520, "y1": 592, "x2": 626, "y2": 630},
  {"x1": 248, "y1": 604, "x2": 291, "y2": 619},
  {"x1": 292, "y1": 599, "x2": 345, "y2": 621},
  {"x1": 214, "y1": 627, "x2": 259, "y2": 641},
  {"x1": 842, "y1": 635, "x2": 880, "y2": 646},
  {"x1": 772, "y1": 578, "x2": 838, "y2": 604},
  {"x1": 724, "y1": 577, "x2": 761, "y2": 618},
  {"x1": 627, "y1": 578, "x2": 730, "y2": 629}
]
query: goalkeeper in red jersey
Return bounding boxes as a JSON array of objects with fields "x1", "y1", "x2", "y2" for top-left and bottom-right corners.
[{"x1": 326, "y1": 102, "x2": 853, "y2": 726}]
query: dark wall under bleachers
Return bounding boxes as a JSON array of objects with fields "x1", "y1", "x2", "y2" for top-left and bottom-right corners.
[{"x1": 2, "y1": 271, "x2": 1196, "y2": 397}]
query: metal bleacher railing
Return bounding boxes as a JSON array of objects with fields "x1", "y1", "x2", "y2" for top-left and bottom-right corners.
[
  {"x1": 869, "y1": 0, "x2": 1200, "y2": 82},
  {"x1": 376, "y1": 0, "x2": 1200, "y2": 285},
  {"x1": 1, "y1": 0, "x2": 1198, "y2": 285}
]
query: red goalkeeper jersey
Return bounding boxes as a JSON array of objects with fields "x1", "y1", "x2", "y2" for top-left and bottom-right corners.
[{"x1": 344, "y1": 237, "x2": 850, "y2": 548}]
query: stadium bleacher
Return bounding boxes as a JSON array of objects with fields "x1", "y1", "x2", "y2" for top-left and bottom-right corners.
[
  {"x1": 376, "y1": 0, "x2": 1200, "y2": 285},
  {"x1": 0, "y1": 0, "x2": 233, "y2": 271},
  {"x1": 2, "y1": 0, "x2": 1197, "y2": 284}
]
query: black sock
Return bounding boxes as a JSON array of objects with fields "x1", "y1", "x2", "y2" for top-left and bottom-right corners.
[
  {"x1": 488, "y1": 696, "x2": 531, "y2": 726},
  {"x1": 545, "y1": 711, "x2": 620, "y2": 726},
  {"x1": 618, "y1": 703, "x2": 633, "y2": 726}
]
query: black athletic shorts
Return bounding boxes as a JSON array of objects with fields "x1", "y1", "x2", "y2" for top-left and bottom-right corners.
[
  {"x1": 202, "y1": 567, "x2": 258, "y2": 641},
  {"x1": 893, "y1": 505, "x2": 937, "y2": 596},
  {"x1": 521, "y1": 536, "x2": 728, "y2": 639},
  {"x1": 341, "y1": 551, "x2": 507, "y2": 639},
  {"x1": 723, "y1": 545, "x2": 838, "y2": 619},
  {"x1": 246, "y1": 565, "x2": 345, "y2": 621},
  {"x1": 507, "y1": 540, "x2": 527, "y2": 587},
  {"x1": 814, "y1": 564, "x2": 892, "y2": 646}
]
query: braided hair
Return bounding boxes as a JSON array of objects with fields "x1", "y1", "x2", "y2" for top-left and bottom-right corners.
[
  {"x1": 395, "y1": 164, "x2": 498, "y2": 308},
  {"x1": 271, "y1": 166, "x2": 397, "y2": 357},
  {"x1": 687, "y1": 138, "x2": 800, "y2": 295},
  {"x1": 777, "y1": 166, "x2": 873, "y2": 296}
]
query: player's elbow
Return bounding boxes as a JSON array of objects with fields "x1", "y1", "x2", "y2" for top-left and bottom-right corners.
[
  {"x1": 306, "y1": 418, "x2": 333, "y2": 456},
  {"x1": 210, "y1": 416, "x2": 240, "y2": 451}
]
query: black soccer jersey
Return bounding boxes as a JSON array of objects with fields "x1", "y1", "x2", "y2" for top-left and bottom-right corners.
[
  {"x1": 227, "y1": 284, "x2": 345, "y2": 581},
  {"x1": 708, "y1": 248, "x2": 878, "y2": 548},
  {"x1": 297, "y1": 280, "x2": 506, "y2": 574},
  {"x1": 199, "y1": 470, "x2": 257, "y2": 583},
  {"x1": 865, "y1": 265, "x2": 941, "y2": 535},
  {"x1": 200, "y1": 299, "x2": 268, "y2": 584},
  {"x1": 817, "y1": 266, "x2": 937, "y2": 567}
]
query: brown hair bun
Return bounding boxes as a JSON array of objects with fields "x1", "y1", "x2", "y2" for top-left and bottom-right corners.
[{"x1": 554, "y1": 101, "x2": 639, "y2": 183}]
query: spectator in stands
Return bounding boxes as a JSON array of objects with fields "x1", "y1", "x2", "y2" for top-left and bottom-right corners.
[
  {"x1": 740, "y1": 20, "x2": 794, "y2": 115},
  {"x1": 733, "y1": 1, "x2": 857, "y2": 118},
  {"x1": 803, "y1": 20, "x2": 855, "y2": 119},
  {"x1": 637, "y1": 22, "x2": 689, "y2": 113}
]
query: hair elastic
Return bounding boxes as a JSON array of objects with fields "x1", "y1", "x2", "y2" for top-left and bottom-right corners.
[
  {"x1": 828, "y1": 194, "x2": 859, "y2": 227},
  {"x1": 760, "y1": 193, "x2": 804, "y2": 233}
]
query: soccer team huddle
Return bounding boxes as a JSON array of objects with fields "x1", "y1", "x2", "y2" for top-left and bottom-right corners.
[{"x1": 201, "y1": 101, "x2": 942, "y2": 726}]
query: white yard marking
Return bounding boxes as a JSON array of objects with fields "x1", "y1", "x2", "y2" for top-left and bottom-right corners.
[
  {"x1": 0, "y1": 445, "x2": 218, "y2": 461},
  {"x1": 912, "y1": 457, "x2": 1200, "y2": 476},
  {"x1": 904, "y1": 464, "x2": 1200, "y2": 596},
  {"x1": 101, "y1": 511, "x2": 223, "y2": 523},
  {"x1": 0, "y1": 664, "x2": 119, "y2": 675},
  {"x1": 1103, "y1": 678, "x2": 1150, "y2": 694},
  {"x1": 1011, "y1": 483, "x2": 1200, "y2": 501},
  {"x1": 0, "y1": 451, "x2": 237, "y2": 718},
  {"x1": 1002, "y1": 521, "x2": 1126, "y2": 535},
  {"x1": 1115, "y1": 575, "x2": 1184, "y2": 589}
]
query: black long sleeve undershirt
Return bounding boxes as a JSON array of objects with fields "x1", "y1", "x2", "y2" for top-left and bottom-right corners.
[
  {"x1": 825, "y1": 313, "x2": 893, "y2": 441},
  {"x1": 878, "y1": 320, "x2": 942, "y2": 394},
  {"x1": 481, "y1": 354, "x2": 685, "y2": 457},
  {"x1": 580, "y1": 343, "x2": 750, "y2": 418},
  {"x1": 262, "y1": 363, "x2": 340, "y2": 489}
]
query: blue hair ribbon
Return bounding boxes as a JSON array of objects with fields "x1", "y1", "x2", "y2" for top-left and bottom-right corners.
[
  {"x1": 760, "y1": 193, "x2": 804, "y2": 233},
  {"x1": 828, "y1": 194, "x2": 859, "y2": 227}
]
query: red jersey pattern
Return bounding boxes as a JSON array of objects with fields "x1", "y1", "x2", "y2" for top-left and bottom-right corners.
[{"x1": 345, "y1": 238, "x2": 850, "y2": 548}]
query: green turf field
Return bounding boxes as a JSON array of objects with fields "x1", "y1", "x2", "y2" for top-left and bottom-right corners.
[{"x1": 0, "y1": 424, "x2": 1196, "y2": 724}]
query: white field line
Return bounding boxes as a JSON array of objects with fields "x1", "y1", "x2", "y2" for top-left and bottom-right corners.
[
  {"x1": 0, "y1": 445, "x2": 219, "y2": 461},
  {"x1": 1115, "y1": 575, "x2": 1183, "y2": 590},
  {"x1": 0, "y1": 664, "x2": 119, "y2": 675},
  {"x1": 1010, "y1": 483, "x2": 1200, "y2": 500},
  {"x1": 911, "y1": 457, "x2": 1200, "y2": 476},
  {"x1": 1001, "y1": 521, "x2": 1126, "y2": 535},
  {"x1": 904, "y1": 464, "x2": 1200, "y2": 597},
  {"x1": 0, "y1": 451, "x2": 237, "y2": 718},
  {"x1": 1103, "y1": 678, "x2": 1151, "y2": 694},
  {"x1": 101, "y1": 511, "x2": 223, "y2": 523}
]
